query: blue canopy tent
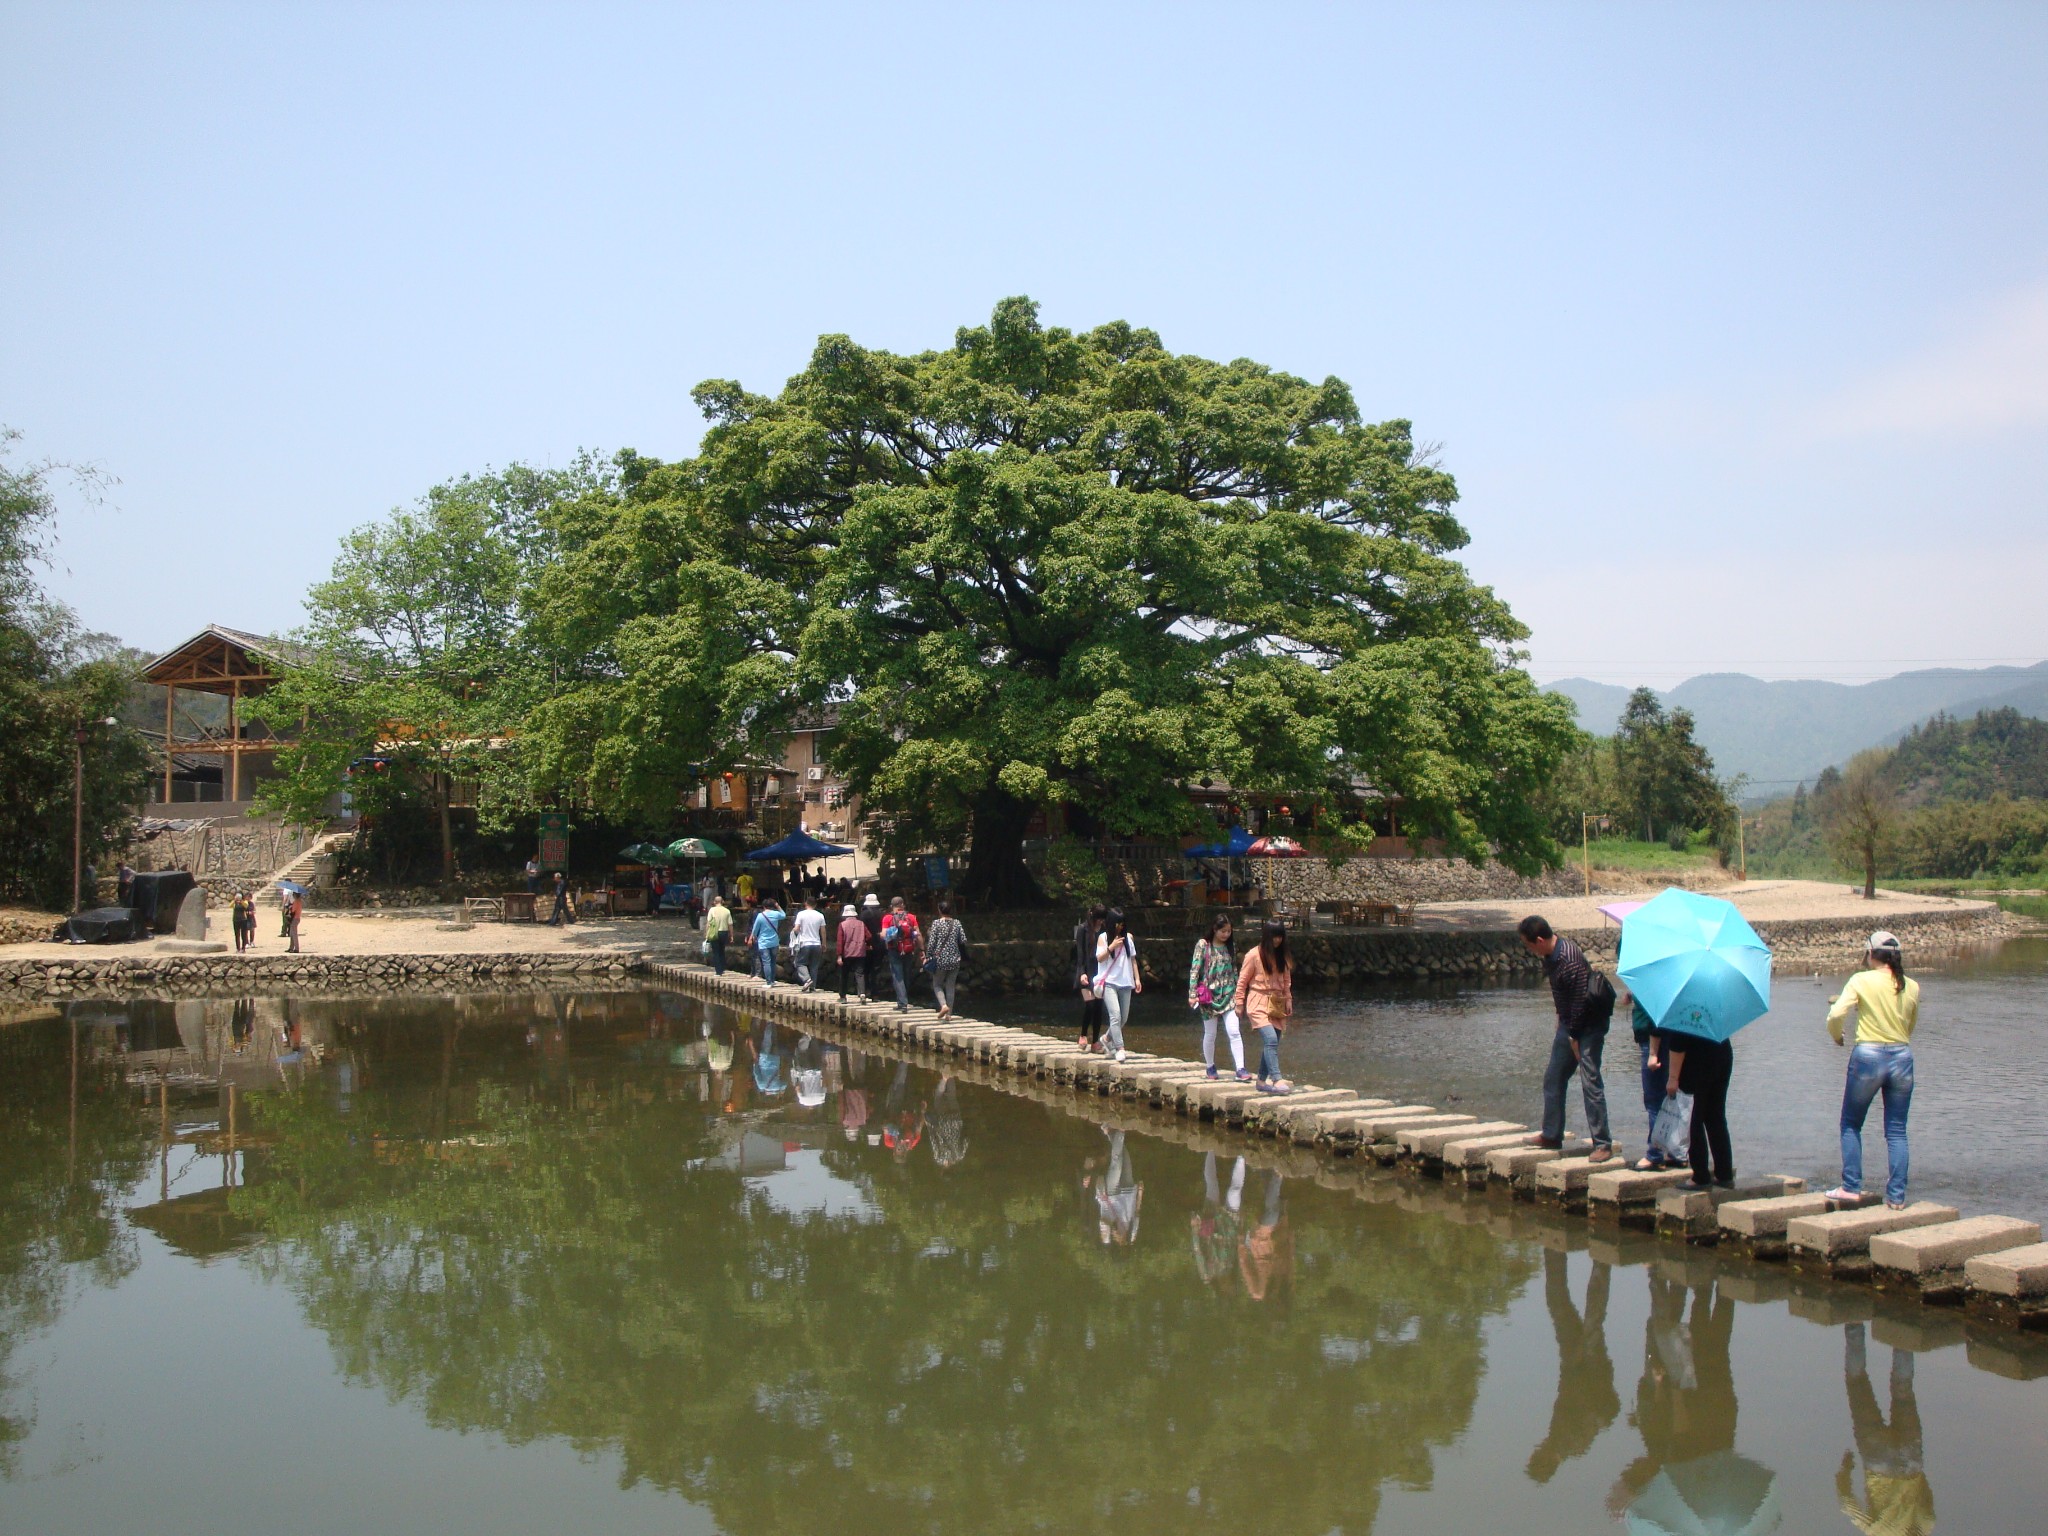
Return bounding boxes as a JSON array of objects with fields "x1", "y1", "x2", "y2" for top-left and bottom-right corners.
[
  {"x1": 744, "y1": 830, "x2": 856, "y2": 862},
  {"x1": 1184, "y1": 827, "x2": 1255, "y2": 859}
]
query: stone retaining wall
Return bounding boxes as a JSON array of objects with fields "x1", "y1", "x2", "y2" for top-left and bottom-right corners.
[
  {"x1": 0, "y1": 951, "x2": 636, "y2": 998},
  {"x1": 1562, "y1": 908, "x2": 2016, "y2": 968},
  {"x1": 1265, "y1": 856, "x2": 1589, "y2": 905}
]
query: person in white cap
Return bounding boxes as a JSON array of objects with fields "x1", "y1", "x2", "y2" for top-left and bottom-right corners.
[
  {"x1": 1825, "y1": 931, "x2": 1921, "y2": 1208},
  {"x1": 835, "y1": 902, "x2": 869, "y2": 1001}
]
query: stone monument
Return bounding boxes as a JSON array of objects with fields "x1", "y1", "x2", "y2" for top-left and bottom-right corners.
[{"x1": 157, "y1": 888, "x2": 228, "y2": 954}]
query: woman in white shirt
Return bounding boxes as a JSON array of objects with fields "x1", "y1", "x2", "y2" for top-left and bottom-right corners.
[{"x1": 1094, "y1": 908, "x2": 1142, "y2": 1062}]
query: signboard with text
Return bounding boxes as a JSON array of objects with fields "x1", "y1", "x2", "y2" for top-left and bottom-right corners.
[{"x1": 538, "y1": 813, "x2": 569, "y2": 872}]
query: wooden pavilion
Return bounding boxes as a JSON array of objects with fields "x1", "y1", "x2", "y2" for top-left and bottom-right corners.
[{"x1": 140, "y1": 625, "x2": 307, "y2": 806}]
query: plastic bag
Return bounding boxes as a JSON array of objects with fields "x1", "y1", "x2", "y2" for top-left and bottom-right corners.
[{"x1": 1652, "y1": 1090, "x2": 1695, "y2": 1163}]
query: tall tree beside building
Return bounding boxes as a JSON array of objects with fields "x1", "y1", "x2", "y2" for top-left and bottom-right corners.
[
  {"x1": 646, "y1": 298, "x2": 1573, "y2": 901},
  {"x1": 0, "y1": 430, "x2": 150, "y2": 908}
]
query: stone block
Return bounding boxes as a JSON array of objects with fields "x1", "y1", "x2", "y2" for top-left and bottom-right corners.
[
  {"x1": 1535, "y1": 1154, "x2": 1619, "y2": 1203},
  {"x1": 1484, "y1": 1143, "x2": 1578, "y2": 1184},
  {"x1": 1719, "y1": 1192, "x2": 1853, "y2": 1239},
  {"x1": 1588, "y1": 1167, "x2": 1695, "y2": 1207},
  {"x1": 1399, "y1": 1120, "x2": 1523, "y2": 1159},
  {"x1": 1442, "y1": 1130, "x2": 1566, "y2": 1169},
  {"x1": 1964, "y1": 1241, "x2": 2048, "y2": 1299},
  {"x1": 1312, "y1": 1105, "x2": 1435, "y2": 1141},
  {"x1": 1789, "y1": 1203, "x2": 1958, "y2": 1275},
  {"x1": 1870, "y1": 1216, "x2": 2040, "y2": 1286},
  {"x1": 1653, "y1": 1176, "x2": 1807, "y2": 1241}
]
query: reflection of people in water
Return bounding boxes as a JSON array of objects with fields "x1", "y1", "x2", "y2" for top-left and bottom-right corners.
[
  {"x1": 791, "y1": 1034, "x2": 826, "y2": 1108},
  {"x1": 749, "y1": 1021, "x2": 788, "y2": 1098},
  {"x1": 1526, "y1": 1251, "x2": 1619, "y2": 1483},
  {"x1": 1237, "y1": 1169, "x2": 1291, "y2": 1301},
  {"x1": 1838, "y1": 1323, "x2": 1935, "y2": 1535},
  {"x1": 927, "y1": 1075, "x2": 967, "y2": 1169},
  {"x1": 1191, "y1": 1153, "x2": 1245, "y2": 1290},
  {"x1": 1085, "y1": 1128, "x2": 1143, "y2": 1245},
  {"x1": 1609, "y1": 1273, "x2": 1780, "y2": 1533},
  {"x1": 230, "y1": 998, "x2": 253, "y2": 1054},
  {"x1": 881, "y1": 1061, "x2": 924, "y2": 1159}
]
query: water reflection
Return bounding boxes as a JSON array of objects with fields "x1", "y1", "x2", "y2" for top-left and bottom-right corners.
[
  {"x1": 1611, "y1": 1273, "x2": 1781, "y2": 1533},
  {"x1": 1839, "y1": 1323, "x2": 1934, "y2": 1535},
  {"x1": 0, "y1": 990, "x2": 2042, "y2": 1535}
]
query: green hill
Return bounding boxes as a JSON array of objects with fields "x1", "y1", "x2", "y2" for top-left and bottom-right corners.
[{"x1": 1886, "y1": 708, "x2": 2048, "y2": 806}]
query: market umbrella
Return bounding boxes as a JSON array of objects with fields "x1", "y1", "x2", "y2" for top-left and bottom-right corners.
[
  {"x1": 743, "y1": 830, "x2": 854, "y2": 862},
  {"x1": 1246, "y1": 836, "x2": 1309, "y2": 909},
  {"x1": 1617, "y1": 887, "x2": 1773, "y2": 1041},
  {"x1": 1184, "y1": 826, "x2": 1255, "y2": 859},
  {"x1": 666, "y1": 836, "x2": 725, "y2": 860},
  {"x1": 620, "y1": 842, "x2": 669, "y2": 865}
]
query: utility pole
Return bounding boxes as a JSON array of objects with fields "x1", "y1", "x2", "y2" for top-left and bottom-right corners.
[
  {"x1": 1738, "y1": 815, "x2": 1748, "y2": 881},
  {"x1": 1581, "y1": 812, "x2": 1592, "y2": 897},
  {"x1": 72, "y1": 722, "x2": 86, "y2": 912}
]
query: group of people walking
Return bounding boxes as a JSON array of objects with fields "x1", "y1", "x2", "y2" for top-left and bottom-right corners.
[
  {"x1": 701, "y1": 889, "x2": 970, "y2": 1018},
  {"x1": 1066, "y1": 906, "x2": 1298, "y2": 1093},
  {"x1": 1520, "y1": 914, "x2": 1922, "y2": 1206}
]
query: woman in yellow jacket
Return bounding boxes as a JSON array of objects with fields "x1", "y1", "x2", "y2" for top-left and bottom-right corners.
[
  {"x1": 1232, "y1": 918, "x2": 1295, "y2": 1095},
  {"x1": 1824, "y1": 931, "x2": 1921, "y2": 1209}
]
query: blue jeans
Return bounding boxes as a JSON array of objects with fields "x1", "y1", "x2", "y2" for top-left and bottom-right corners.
[
  {"x1": 1254, "y1": 1024, "x2": 1282, "y2": 1083},
  {"x1": 1638, "y1": 1036, "x2": 1666, "y2": 1159},
  {"x1": 792, "y1": 944, "x2": 821, "y2": 988},
  {"x1": 757, "y1": 945, "x2": 778, "y2": 985},
  {"x1": 1541, "y1": 1026, "x2": 1611, "y2": 1148},
  {"x1": 1841, "y1": 1043, "x2": 1914, "y2": 1203},
  {"x1": 888, "y1": 952, "x2": 910, "y2": 1007}
]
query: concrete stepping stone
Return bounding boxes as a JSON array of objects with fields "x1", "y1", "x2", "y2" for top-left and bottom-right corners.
[
  {"x1": 1965, "y1": 1243, "x2": 2048, "y2": 1327},
  {"x1": 1242, "y1": 1089, "x2": 1357, "y2": 1134},
  {"x1": 1788, "y1": 1202, "x2": 1959, "y2": 1277},
  {"x1": 1187, "y1": 1081, "x2": 1265, "y2": 1120},
  {"x1": 1534, "y1": 1153, "x2": 1624, "y2": 1205},
  {"x1": 1315, "y1": 1106, "x2": 1443, "y2": 1145},
  {"x1": 1652, "y1": 1176, "x2": 1806, "y2": 1240},
  {"x1": 1871, "y1": 1215, "x2": 2042, "y2": 1301},
  {"x1": 1586, "y1": 1167, "x2": 1695, "y2": 1222},
  {"x1": 1284, "y1": 1099, "x2": 1395, "y2": 1143},
  {"x1": 1485, "y1": 1142, "x2": 1580, "y2": 1191},
  {"x1": 1397, "y1": 1119, "x2": 1513, "y2": 1159}
]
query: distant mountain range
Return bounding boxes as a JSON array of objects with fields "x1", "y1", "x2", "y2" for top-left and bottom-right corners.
[{"x1": 1543, "y1": 662, "x2": 2048, "y2": 799}]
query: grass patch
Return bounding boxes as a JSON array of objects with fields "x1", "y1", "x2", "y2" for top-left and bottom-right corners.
[
  {"x1": 1995, "y1": 894, "x2": 2048, "y2": 921},
  {"x1": 1580, "y1": 838, "x2": 1721, "y2": 875}
]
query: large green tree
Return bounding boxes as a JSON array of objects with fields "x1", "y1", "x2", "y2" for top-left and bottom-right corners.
[
  {"x1": 254, "y1": 460, "x2": 612, "y2": 882},
  {"x1": 0, "y1": 429, "x2": 150, "y2": 908},
  {"x1": 534, "y1": 300, "x2": 1574, "y2": 901}
]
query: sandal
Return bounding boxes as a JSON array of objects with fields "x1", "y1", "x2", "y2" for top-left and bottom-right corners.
[{"x1": 1634, "y1": 1156, "x2": 1666, "y2": 1172}]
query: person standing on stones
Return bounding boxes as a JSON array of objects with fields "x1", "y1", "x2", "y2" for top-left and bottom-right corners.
[
  {"x1": 1518, "y1": 915, "x2": 1614, "y2": 1163},
  {"x1": 1073, "y1": 904, "x2": 1107, "y2": 1053},
  {"x1": 749, "y1": 898, "x2": 784, "y2": 987},
  {"x1": 286, "y1": 891, "x2": 304, "y2": 953},
  {"x1": 835, "y1": 902, "x2": 869, "y2": 1000},
  {"x1": 1187, "y1": 914, "x2": 1246, "y2": 1081},
  {"x1": 1093, "y1": 908, "x2": 1140, "y2": 1062},
  {"x1": 925, "y1": 900, "x2": 967, "y2": 1018},
  {"x1": 789, "y1": 894, "x2": 827, "y2": 992},
  {"x1": 704, "y1": 893, "x2": 733, "y2": 974},
  {"x1": 860, "y1": 893, "x2": 888, "y2": 1002},
  {"x1": 1232, "y1": 918, "x2": 1294, "y2": 1094},
  {"x1": 1825, "y1": 931, "x2": 1920, "y2": 1210},
  {"x1": 882, "y1": 896, "x2": 922, "y2": 1013},
  {"x1": 1658, "y1": 1017, "x2": 1736, "y2": 1191}
]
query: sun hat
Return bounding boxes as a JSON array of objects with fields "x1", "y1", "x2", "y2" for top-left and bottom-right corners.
[
  {"x1": 1869, "y1": 930, "x2": 1902, "y2": 953},
  {"x1": 862, "y1": 892, "x2": 881, "y2": 907},
  {"x1": 841, "y1": 904, "x2": 856, "y2": 917}
]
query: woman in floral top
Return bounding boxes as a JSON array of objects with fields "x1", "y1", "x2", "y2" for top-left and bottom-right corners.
[
  {"x1": 925, "y1": 900, "x2": 967, "y2": 1018},
  {"x1": 1187, "y1": 915, "x2": 1247, "y2": 1081}
]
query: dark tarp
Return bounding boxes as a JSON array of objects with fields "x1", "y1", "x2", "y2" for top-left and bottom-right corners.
[
  {"x1": 127, "y1": 870, "x2": 196, "y2": 933},
  {"x1": 54, "y1": 907, "x2": 140, "y2": 944}
]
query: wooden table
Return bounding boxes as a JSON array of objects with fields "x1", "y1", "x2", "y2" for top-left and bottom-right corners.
[
  {"x1": 464, "y1": 896, "x2": 505, "y2": 923},
  {"x1": 502, "y1": 892, "x2": 538, "y2": 923}
]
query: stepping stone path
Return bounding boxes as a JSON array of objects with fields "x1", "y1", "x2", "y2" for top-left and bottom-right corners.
[{"x1": 644, "y1": 958, "x2": 2048, "y2": 1330}]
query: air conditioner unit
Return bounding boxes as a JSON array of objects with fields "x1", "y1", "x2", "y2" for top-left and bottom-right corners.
[{"x1": 806, "y1": 766, "x2": 825, "y2": 781}]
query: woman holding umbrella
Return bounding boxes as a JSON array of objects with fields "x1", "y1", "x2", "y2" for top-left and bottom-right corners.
[{"x1": 1617, "y1": 889, "x2": 1773, "y2": 1193}]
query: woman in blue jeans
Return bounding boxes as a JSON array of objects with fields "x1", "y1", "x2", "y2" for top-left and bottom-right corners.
[{"x1": 1824, "y1": 931, "x2": 1921, "y2": 1209}]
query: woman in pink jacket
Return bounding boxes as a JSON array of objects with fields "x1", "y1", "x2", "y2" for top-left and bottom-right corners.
[{"x1": 1232, "y1": 918, "x2": 1295, "y2": 1094}]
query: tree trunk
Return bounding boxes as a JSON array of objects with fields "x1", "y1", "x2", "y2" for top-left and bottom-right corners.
[
  {"x1": 1863, "y1": 841, "x2": 1877, "y2": 900},
  {"x1": 438, "y1": 772, "x2": 455, "y2": 887},
  {"x1": 960, "y1": 784, "x2": 1045, "y2": 907}
]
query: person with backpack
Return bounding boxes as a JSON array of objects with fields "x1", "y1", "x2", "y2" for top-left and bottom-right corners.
[
  {"x1": 1517, "y1": 914, "x2": 1615, "y2": 1163},
  {"x1": 749, "y1": 898, "x2": 785, "y2": 987},
  {"x1": 1824, "y1": 931, "x2": 1921, "y2": 1208},
  {"x1": 882, "y1": 896, "x2": 922, "y2": 1012},
  {"x1": 1187, "y1": 914, "x2": 1247, "y2": 1081}
]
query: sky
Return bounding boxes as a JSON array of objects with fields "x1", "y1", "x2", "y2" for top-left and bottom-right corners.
[{"x1": 4, "y1": 1, "x2": 2046, "y2": 687}]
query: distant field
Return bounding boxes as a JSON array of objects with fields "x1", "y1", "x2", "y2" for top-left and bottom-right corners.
[{"x1": 1582, "y1": 838, "x2": 1721, "y2": 875}]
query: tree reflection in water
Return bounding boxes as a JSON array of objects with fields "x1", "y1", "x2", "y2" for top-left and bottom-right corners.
[{"x1": 215, "y1": 991, "x2": 1534, "y2": 1534}]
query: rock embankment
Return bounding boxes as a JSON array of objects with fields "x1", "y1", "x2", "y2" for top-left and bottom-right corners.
[{"x1": 0, "y1": 951, "x2": 635, "y2": 998}]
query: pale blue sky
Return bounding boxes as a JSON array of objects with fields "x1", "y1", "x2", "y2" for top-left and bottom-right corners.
[{"x1": 5, "y1": 1, "x2": 2046, "y2": 686}]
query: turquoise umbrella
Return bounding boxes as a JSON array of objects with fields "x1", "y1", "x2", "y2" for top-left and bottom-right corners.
[{"x1": 1617, "y1": 887, "x2": 1772, "y2": 1042}]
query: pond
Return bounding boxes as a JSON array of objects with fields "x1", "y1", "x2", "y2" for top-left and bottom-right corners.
[{"x1": 1, "y1": 981, "x2": 2044, "y2": 1535}]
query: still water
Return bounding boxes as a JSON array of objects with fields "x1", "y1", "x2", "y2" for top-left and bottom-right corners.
[{"x1": 3, "y1": 983, "x2": 2045, "y2": 1535}]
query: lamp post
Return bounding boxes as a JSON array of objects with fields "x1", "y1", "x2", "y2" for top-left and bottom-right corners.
[{"x1": 72, "y1": 716, "x2": 117, "y2": 913}]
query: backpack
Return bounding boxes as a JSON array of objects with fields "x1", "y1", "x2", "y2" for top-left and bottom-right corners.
[{"x1": 1584, "y1": 968, "x2": 1617, "y2": 1028}]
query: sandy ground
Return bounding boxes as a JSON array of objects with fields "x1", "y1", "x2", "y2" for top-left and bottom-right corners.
[{"x1": 1415, "y1": 877, "x2": 1998, "y2": 932}]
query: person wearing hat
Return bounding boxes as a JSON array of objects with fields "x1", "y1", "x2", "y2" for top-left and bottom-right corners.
[
  {"x1": 835, "y1": 901, "x2": 869, "y2": 1001},
  {"x1": 1825, "y1": 931, "x2": 1921, "y2": 1209}
]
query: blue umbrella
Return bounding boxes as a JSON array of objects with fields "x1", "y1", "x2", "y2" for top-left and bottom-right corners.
[
  {"x1": 276, "y1": 880, "x2": 308, "y2": 897},
  {"x1": 1184, "y1": 826, "x2": 1255, "y2": 858},
  {"x1": 1617, "y1": 887, "x2": 1772, "y2": 1042}
]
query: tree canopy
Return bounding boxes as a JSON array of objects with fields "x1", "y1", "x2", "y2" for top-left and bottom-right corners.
[{"x1": 518, "y1": 299, "x2": 1574, "y2": 899}]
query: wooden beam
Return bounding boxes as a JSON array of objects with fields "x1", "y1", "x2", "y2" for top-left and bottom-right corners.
[
  {"x1": 229, "y1": 680, "x2": 240, "y2": 800},
  {"x1": 162, "y1": 684, "x2": 174, "y2": 801}
]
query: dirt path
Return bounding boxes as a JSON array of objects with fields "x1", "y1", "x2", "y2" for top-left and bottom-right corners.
[{"x1": 1416, "y1": 877, "x2": 1998, "y2": 932}]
